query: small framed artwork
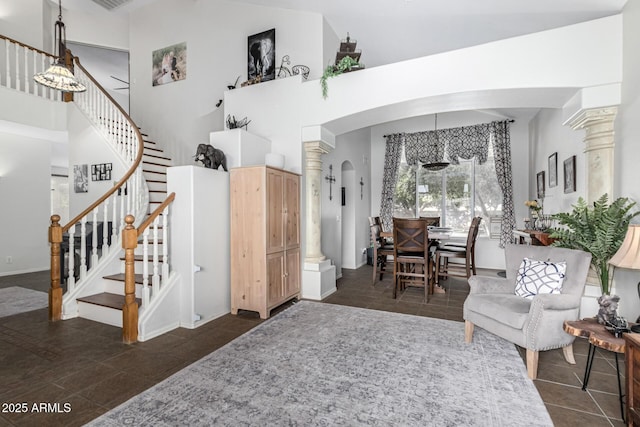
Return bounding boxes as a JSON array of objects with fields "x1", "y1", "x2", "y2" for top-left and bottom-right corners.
[
  {"x1": 548, "y1": 152, "x2": 557, "y2": 188},
  {"x1": 536, "y1": 171, "x2": 545, "y2": 199},
  {"x1": 73, "y1": 164, "x2": 88, "y2": 193},
  {"x1": 248, "y1": 28, "x2": 276, "y2": 83},
  {"x1": 91, "y1": 163, "x2": 112, "y2": 181},
  {"x1": 152, "y1": 42, "x2": 187, "y2": 86},
  {"x1": 564, "y1": 155, "x2": 576, "y2": 193}
]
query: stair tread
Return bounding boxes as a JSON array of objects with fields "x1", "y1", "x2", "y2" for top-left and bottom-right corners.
[
  {"x1": 143, "y1": 170, "x2": 167, "y2": 175},
  {"x1": 77, "y1": 292, "x2": 141, "y2": 309},
  {"x1": 144, "y1": 153, "x2": 171, "y2": 160},
  {"x1": 104, "y1": 273, "x2": 161, "y2": 283},
  {"x1": 120, "y1": 255, "x2": 166, "y2": 261}
]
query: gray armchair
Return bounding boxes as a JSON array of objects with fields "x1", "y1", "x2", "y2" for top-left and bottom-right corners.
[{"x1": 463, "y1": 244, "x2": 592, "y2": 379}]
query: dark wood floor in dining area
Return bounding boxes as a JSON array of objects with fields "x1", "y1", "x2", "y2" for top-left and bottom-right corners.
[{"x1": 0, "y1": 267, "x2": 627, "y2": 426}]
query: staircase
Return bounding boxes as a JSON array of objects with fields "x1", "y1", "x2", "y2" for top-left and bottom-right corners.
[
  {"x1": 0, "y1": 34, "x2": 180, "y2": 342},
  {"x1": 75, "y1": 135, "x2": 174, "y2": 331}
]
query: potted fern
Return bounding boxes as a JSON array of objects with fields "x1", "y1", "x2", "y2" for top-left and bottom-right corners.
[
  {"x1": 549, "y1": 194, "x2": 639, "y2": 296},
  {"x1": 320, "y1": 56, "x2": 362, "y2": 99}
]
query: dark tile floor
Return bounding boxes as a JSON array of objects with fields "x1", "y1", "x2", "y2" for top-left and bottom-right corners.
[{"x1": 0, "y1": 267, "x2": 627, "y2": 426}]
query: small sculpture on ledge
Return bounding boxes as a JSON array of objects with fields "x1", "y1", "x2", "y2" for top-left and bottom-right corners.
[
  {"x1": 194, "y1": 143, "x2": 227, "y2": 171},
  {"x1": 226, "y1": 114, "x2": 251, "y2": 130}
]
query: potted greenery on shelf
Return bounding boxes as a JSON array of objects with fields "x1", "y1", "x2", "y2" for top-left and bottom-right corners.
[
  {"x1": 549, "y1": 194, "x2": 639, "y2": 296},
  {"x1": 320, "y1": 56, "x2": 362, "y2": 99}
]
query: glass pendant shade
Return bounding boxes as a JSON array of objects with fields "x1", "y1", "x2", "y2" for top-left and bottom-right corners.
[
  {"x1": 34, "y1": 63, "x2": 86, "y2": 92},
  {"x1": 422, "y1": 113, "x2": 449, "y2": 171},
  {"x1": 33, "y1": 0, "x2": 86, "y2": 93}
]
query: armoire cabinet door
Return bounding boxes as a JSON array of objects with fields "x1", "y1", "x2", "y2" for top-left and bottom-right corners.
[
  {"x1": 285, "y1": 173, "x2": 300, "y2": 249},
  {"x1": 266, "y1": 169, "x2": 285, "y2": 254},
  {"x1": 266, "y1": 252, "x2": 285, "y2": 305},
  {"x1": 284, "y1": 247, "x2": 300, "y2": 297}
]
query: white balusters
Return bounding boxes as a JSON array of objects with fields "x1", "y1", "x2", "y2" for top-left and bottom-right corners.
[
  {"x1": 162, "y1": 206, "x2": 169, "y2": 282},
  {"x1": 91, "y1": 210, "x2": 99, "y2": 267},
  {"x1": 142, "y1": 228, "x2": 150, "y2": 306},
  {"x1": 67, "y1": 225, "x2": 76, "y2": 292},
  {"x1": 79, "y1": 217, "x2": 87, "y2": 279},
  {"x1": 152, "y1": 217, "x2": 160, "y2": 290},
  {"x1": 103, "y1": 198, "x2": 111, "y2": 252}
]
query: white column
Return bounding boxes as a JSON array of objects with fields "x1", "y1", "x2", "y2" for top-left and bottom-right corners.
[
  {"x1": 302, "y1": 140, "x2": 336, "y2": 300},
  {"x1": 304, "y1": 141, "x2": 332, "y2": 263},
  {"x1": 567, "y1": 107, "x2": 617, "y2": 204}
]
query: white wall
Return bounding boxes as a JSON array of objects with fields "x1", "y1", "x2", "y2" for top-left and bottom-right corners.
[
  {"x1": 66, "y1": 105, "x2": 126, "y2": 219},
  {"x1": 128, "y1": 0, "x2": 325, "y2": 167},
  {"x1": 528, "y1": 108, "x2": 585, "y2": 216},
  {"x1": 321, "y1": 128, "x2": 371, "y2": 277},
  {"x1": 0, "y1": 0, "x2": 46, "y2": 49},
  {"x1": 0, "y1": 131, "x2": 51, "y2": 275}
]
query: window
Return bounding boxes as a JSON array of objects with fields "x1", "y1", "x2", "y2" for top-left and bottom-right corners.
[{"x1": 393, "y1": 143, "x2": 502, "y2": 236}]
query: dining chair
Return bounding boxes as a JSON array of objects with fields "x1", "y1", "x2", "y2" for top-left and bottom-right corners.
[
  {"x1": 392, "y1": 217, "x2": 433, "y2": 301},
  {"x1": 420, "y1": 216, "x2": 440, "y2": 227},
  {"x1": 370, "y1": 223, "x2": 394, "y2": 285},
  {"x1": 434, "y1": 216, "x2": 482, "y2": 287}
]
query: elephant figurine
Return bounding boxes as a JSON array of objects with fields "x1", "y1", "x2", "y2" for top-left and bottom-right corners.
[{"x1": 194, "y1": 143, "x2": 227, "y2": 171}]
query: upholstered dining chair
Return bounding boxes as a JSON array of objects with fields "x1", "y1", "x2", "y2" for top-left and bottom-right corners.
[
  {"x1": 434, "y1": 216, "x2": 482, "y2": 287},
  {"x1": 370, "y1": 223, "x2": 394, "y2": 285},
  {"x1": 392, "y1": 217, "x2": 433, "y2": 301},
  {"x1": 463, "y1": 244, "x2": 592, "y2": 379}
]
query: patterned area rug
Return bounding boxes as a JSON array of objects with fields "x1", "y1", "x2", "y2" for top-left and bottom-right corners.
[
  {"x1": 89, "y1": 301, "x2": 553, "y2": 426},
  {"x1": 0, "y1": 286, "x2": 48, "y2": 318}
]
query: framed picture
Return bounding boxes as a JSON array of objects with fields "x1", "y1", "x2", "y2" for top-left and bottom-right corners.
[
  {"x1": 91, "y1": 163, "x2": 112, "y2": 181},
  {"x1": 248, "y1": 28, "x2": 276, "y2": 83},
  {"x1": 548, "y1": 152, "x2": 557, "y2": 188},
  {"x1": 73, "y1": 164, "x2": 88, "y2": 193},
  {"x1": 152, "y1": 42, "x2": 187, "y2": 86},
  {"x1": 564, "y1": 155, "x2": 576, "y2": 193},
  {"x1": 536, "y1": 171, "x2": 545, "y2": 199}
]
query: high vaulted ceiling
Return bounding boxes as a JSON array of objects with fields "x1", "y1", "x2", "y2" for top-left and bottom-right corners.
[{"x1": 61, "y1": 0, "x2": 628, "y2": 68}]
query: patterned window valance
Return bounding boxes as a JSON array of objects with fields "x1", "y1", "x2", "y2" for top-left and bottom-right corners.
[{"x1": 405, "y1": 122, "x2": 492, "y2": 167}]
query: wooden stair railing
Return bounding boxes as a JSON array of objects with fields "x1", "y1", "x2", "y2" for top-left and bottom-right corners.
[
  {"x1": 122, "y1": 192, "x2": 175, "y2": 343},
  {"x1": 0, "y1": 34, "x2": 62, "y2": 101},
  {"x1": 45, "y1": 53, "x2": 146, "y2": 322}
]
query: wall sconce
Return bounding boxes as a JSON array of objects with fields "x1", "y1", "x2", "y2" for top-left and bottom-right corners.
[
  {"x1": 360, "y1": 177, "x2": 364, "y2": 199},
  {"x1": 325, "y1": 164, "x2": 336, "y2": 200}
]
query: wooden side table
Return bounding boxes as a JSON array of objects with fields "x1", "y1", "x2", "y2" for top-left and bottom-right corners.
[
  {"x1": 564, "y1": 318, "x2": 627, "y2": 422},
  {"x1": 625, "y1": 333, "x2": 640, "y2": 426}
]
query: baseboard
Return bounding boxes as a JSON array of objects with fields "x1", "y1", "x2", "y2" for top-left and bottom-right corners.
[{"x1": 0, "y1": 267, "x2": 48, "y2": 277}]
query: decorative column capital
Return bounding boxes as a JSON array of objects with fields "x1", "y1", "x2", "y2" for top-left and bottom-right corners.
[
  {"x1": 566, "y1": 107, "x2": 618, "y2": 204},
  {"x1": 567, "y1": 106, "x2": 617, "y2": 131}
]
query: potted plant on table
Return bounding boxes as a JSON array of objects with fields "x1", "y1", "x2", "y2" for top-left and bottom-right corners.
[{"x1": 549, "y1": 194, "x2": 639, "y2": 322}]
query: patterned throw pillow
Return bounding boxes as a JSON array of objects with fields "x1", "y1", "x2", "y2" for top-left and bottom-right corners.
[{"x1": 514, "y1": 258, "x2": 567, "y2": 299}]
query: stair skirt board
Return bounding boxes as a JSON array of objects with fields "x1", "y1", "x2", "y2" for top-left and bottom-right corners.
[
  {"x1": 137, "y1": 274, "x2": 181, "y2": 342},
  {"x1": 77, "y1": 301, "x2": 123, "y2": 328}
]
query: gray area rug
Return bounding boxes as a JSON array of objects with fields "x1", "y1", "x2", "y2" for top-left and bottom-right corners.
[
  {"x1": 0, "y1": 286, "x2": 48, "y2": 318},
  {"x1": 89, "y1": 301, "x2": 552, "y2": 426}
]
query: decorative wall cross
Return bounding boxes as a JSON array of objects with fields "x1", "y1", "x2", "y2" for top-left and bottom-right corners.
[{"x1": 325, "y1": 164, "x2": 336, "y2": 200}]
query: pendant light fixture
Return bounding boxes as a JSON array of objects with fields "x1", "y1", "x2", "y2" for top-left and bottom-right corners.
[
  {"x1": 422, "y1": 113, "x2": 449, "y2": 171},
  {"x1": 33, "y1": 0, "x2": 86, "y2": 92}
]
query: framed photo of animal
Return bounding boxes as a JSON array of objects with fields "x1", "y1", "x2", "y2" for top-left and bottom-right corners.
[{"x1": 247, "y1": 28, "x2": 275, "y2": 83}]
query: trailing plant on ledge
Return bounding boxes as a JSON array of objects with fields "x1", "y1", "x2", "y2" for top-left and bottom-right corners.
[
  {"x1": 320, "y1": 56, "x2": 361, "y2": 99},
  {"x1": 548, "y1": 194, "x2": 639, "y2": 295}
]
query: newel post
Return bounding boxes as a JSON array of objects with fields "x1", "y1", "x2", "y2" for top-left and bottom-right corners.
[
  {"x1": 122, "y1": 215, "x2": 138, "y2": 344},
  {"x1": 49, "y1": 215, "x2": 63, "y2": 321},
  {"x1": 63, "y1": 49, "x2": 74, "y2": 103}
]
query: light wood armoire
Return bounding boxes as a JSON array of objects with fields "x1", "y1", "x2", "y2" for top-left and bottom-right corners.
[{"x1": 230, "y1": 166, "x2": 301, "y2": 319}]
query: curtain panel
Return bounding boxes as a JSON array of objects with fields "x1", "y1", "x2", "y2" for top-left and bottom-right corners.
[
  {"x1": 379, "y1": 134, "x2": 404, "y2": 231},
  {"x1": 491, "y1": 120, "x2": 516, "y2": 248}
]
